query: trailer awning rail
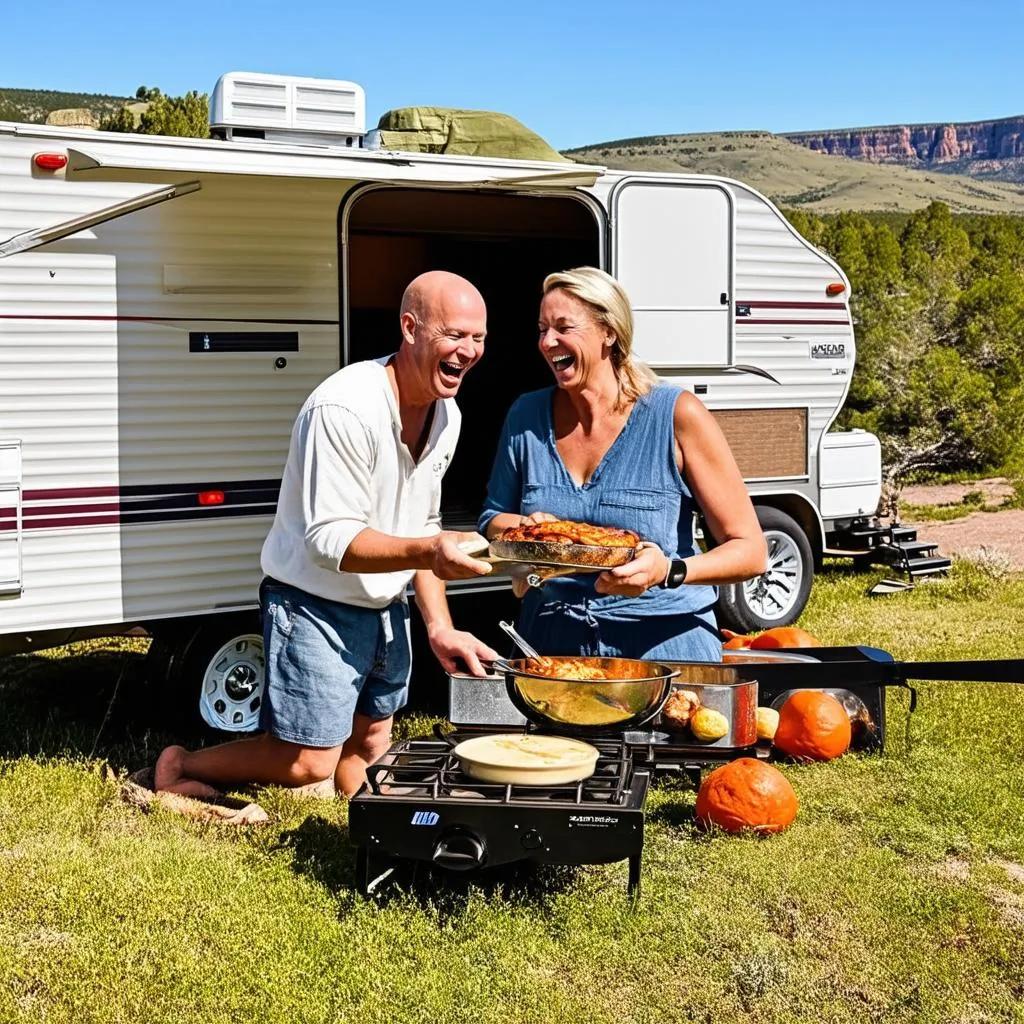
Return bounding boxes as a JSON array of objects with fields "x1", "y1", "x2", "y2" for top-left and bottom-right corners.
[
  {"x1": 59, "y1": 137, "x2": 602, "y2": 189},
  {"x1": 0, "y1": 180, "x2": 201, "y2": 258}
]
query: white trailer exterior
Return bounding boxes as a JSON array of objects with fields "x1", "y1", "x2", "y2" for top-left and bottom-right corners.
[{"x1": 0, "y1": 75, "x2": 883, "y2": 731}]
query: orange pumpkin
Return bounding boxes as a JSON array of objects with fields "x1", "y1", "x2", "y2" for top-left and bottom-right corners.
[
  {"x1": 773, "y1": 690, "x2": 851, "y2": 761},
  {"x1": 695, "y1": 757, "x2": 799, "y2": 834},
  {"x1": 721, "y1": 628, "x2": 754, "y2": 649},
  {"x1": 723, "y1": 635, "x2": 754, "y2": 649},
  {"x1": 748, "y1": 626, "x2": 820, "y2": 649}
]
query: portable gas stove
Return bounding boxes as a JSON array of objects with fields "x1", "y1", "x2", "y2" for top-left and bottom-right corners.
[
  {"x1": 348, "y1": 735, "x2": 649, "y2": 897},
  {"x1": 349, "y1": 646, "x2": 893, "y2": 898}
]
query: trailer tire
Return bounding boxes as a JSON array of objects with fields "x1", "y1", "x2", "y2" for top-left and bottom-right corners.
[
  {"x1": 147, "y1": 614, "x2": 265, "y2": 736},
  {"x1": 715, "y1": 507, "x2": 814, "y2": 633}
]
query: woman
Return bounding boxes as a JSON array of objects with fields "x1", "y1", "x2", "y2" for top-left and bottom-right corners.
[{"x1": 478, "y1": 267, "x2": 767, "y2": 662}]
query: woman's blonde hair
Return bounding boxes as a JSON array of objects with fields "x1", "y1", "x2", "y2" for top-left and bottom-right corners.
[{"x1": 542, "y1": 267, "x2": 659, "y2": 406}]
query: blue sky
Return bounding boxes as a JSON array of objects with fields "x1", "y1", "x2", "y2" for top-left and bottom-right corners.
[{"x1": 4, "y1": 0, "x2": 1022, "y2": 149}]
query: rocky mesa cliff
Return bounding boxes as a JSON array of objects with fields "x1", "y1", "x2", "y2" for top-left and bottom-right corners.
[{"x1": 784, "y1": 116, "x2": 1024, "y2": 180}]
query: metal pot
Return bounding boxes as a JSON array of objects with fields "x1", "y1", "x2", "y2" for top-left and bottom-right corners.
[
  {"x1": 494, "y1": 656, "x2": 679, "y2": 734},
  {"x1": 660, "y1": 650, "x2": 819, "y2": 748}
]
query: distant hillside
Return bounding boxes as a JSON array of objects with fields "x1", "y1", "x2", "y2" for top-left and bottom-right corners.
[
  {"x1": 783, "y1": 116, "x2": 1024, "y2": 183},
  {"x1": 564, "y1": 131, "x2": 1024, "y2": 215},
  {"x1": 0, "y1": 87, "x2": 130, "y2": 125}
]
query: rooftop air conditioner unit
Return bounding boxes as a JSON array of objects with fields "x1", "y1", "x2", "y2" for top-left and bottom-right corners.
[{"x1": 209, "y1": 71, "x2": 367, "y2": 147}]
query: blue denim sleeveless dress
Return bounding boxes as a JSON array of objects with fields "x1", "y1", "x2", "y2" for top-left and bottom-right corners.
[{"x1": 479, "y1": 383, "x2": 722, "y2": 662}]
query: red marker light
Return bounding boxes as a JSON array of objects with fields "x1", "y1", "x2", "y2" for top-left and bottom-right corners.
[
  {"x1": 826, "y1": 282, "x2": 846, "y2": 296},
  {"x1": 198, "y1": 490, "x2": 225, "y2": 506},
  {"x1": 33, "y1": 152, "x2": 69, "y2": 171}
]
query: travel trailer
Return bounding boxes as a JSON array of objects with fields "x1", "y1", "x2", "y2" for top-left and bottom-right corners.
[{"x1": 0, "y1": 72, "x2": 944, "y2": 732}]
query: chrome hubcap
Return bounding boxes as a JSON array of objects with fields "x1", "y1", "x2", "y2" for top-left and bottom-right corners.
[
  {"x1": 198, "y1": 634, "x2": 265, "y2": 732},
  {"x1": 742, "y1": 529, "x2": 803, "y2": 622}
]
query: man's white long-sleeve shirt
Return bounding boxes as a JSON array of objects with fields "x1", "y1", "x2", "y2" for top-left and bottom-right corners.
[{"x1": 261, "y1": 357, "x2": 459, "y2": 608}]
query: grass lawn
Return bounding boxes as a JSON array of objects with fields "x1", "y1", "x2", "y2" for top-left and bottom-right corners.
[{"x1": 1, "y1": 562, "x2": 1023, "y2": 1023}]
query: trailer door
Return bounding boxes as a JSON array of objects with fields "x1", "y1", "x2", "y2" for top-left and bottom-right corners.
[{"x1": 610, "y1": 179, "x2": 734, "y2": 369}]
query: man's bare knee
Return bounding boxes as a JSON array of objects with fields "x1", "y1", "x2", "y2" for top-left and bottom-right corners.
[
  {"x1": 345, "y1": 716, "x2": 393, "y2": 763},
  {"x1": 275, "y1": 743, "x2": 340, "y2": 787}
]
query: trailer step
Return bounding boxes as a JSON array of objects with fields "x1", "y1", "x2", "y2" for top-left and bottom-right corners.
[
  {"x1": 843, "y1": 526, "x2": 889, "y2": 542},
  {"x1": 889, "y1": 525, "x2": 919, "y2": 543},
  {"x1": 878, "y1": 540, "x2": 940, "y2": 559},
  {"x1": 868, "y1": 578, "x2": 915, "y2": 596},
  {"x1": 905, "y1": 555, "x2": 954, "y2": 576}
]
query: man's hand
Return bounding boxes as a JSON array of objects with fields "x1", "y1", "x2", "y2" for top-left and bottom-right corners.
[
  {"x1": 429, "y1": 531, "x2": 493, "y2": 580},
  {"x1": 428, "y1": 625, "x2": 500, "y2": 676},
  {"x1": 594, "y1": 544, "x2": 670, "y2": 598}
]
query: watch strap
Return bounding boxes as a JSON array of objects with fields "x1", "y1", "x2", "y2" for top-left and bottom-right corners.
[{"x1": 664, "y1": 558, "x2": 689, "y2": 588}]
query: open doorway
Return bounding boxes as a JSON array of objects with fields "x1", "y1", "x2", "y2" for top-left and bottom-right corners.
[{"x1": 342, "y1": 186, "x2": 601, "y2": 530}]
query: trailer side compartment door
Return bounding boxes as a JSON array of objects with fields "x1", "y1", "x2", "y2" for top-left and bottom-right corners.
[
  {"x1": 610, "y1": 179, "x2": 734, "y2": 369},
  {"x1": 0, "y1": 441, "x2": 23, "y2": 598}
]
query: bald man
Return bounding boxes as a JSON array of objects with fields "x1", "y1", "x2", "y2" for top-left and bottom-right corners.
[{"x1": 155, "y1": 272, "x2": 498, "y2": 799}]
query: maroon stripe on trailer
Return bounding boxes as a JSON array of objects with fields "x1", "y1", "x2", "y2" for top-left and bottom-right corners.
[
  {"x1": 737, "y1": 318, "x2": 851, "y2": 326},
  {"x1": 736, "y1": 300, "x2": 847, "y2": 310},
  {"x1": 23, "y1": 502, "x2": 121, "y2": 520},
  {"x1": 24, "y1": 486, "x2": 120, "y2": 501},
  {"x1": 0, "y1": 314, "x2": 339, "y2": 325}
]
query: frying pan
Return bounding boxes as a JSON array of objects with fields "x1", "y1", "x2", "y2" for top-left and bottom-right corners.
[{"x1": 493, "y1": 655, "x2": 679, "y2": 733}]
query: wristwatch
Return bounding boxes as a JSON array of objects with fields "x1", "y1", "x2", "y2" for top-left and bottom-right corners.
[{"x1": 663, "y1": 558, "x2": 689, "y2": 588}]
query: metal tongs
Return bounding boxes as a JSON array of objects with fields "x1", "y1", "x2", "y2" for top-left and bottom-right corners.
[{"x1": 498, "y1": 619, "x2": 550, "y2": 665}]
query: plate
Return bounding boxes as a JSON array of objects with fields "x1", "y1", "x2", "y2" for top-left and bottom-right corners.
[{"x1": 452, "y1": 733, "x2": 601, "y2": 785}]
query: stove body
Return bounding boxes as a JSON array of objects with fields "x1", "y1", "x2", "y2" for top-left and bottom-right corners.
[{"x1": 348, "y1": 738, "x2": 648, "y2": 896}]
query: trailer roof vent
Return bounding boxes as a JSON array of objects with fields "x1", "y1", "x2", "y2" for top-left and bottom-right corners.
[{"x1": 210, "y1": 71, "x2": 366, "y2": 147}]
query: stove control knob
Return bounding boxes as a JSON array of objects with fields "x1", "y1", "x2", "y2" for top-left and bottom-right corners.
[
  {"x1": 520, "y1": 829, "x2": 543, "y2": 850},
  {"x1": 432, "y1": 828, "x2": 486, "y2": 871}
]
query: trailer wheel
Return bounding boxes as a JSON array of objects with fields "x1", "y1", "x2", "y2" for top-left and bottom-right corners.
[
  {"x1": 147, "y1": 614, "x2": 265, "y2": 735},
  {"x1": 715, "y1": 507, "x2": 814, "y2": 632}
]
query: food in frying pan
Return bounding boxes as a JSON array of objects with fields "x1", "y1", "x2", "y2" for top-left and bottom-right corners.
[
  {"x1": 525, "y1": 657, "x2": 609, "y2": 681},
  {"x1": 690, "y1": 706, "x2": 730, "y2": 742},
  {"x1": 527, "y1": 685, "x2": 636, "y2": 725},
  {"x1": 661, "y1": 688, "x2": 701, "y2": 728},
  {"x1": 500, "y1": 519, "x2": 640, "y2": 549}
]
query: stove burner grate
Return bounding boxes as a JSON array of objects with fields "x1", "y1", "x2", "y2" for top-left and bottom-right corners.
[{"x1": 364, "y1": 738, "x2": 633, "y2": 805}]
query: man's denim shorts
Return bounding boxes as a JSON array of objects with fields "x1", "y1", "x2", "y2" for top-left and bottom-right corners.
[{"x1": 258, "y1": 578, "x2": 411, "y2": 748}]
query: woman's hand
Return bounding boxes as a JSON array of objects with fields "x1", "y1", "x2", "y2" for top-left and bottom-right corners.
[
  {"x1": 594, "y1": 543, "x2": 670, "y2": 597},
  {"x1": 521, "y1": 511, "x2": 558, "y2": 525}
]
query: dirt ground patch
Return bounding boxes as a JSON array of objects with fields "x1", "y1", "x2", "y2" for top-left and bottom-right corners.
[
  {"x1": 900, "y1": 477, "x2": 1014, "y2": 507},
  {"x1": 910, "y1": 510, "x2": 1024, "y2": 570},
  {"x1": 897, "y1": 478, "x2": 1024, "y2": 570}
]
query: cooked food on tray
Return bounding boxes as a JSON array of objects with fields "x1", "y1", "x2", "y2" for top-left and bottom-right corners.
[{"x1": 500, "y1": 519, "x2": 640, "y2": 549}]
